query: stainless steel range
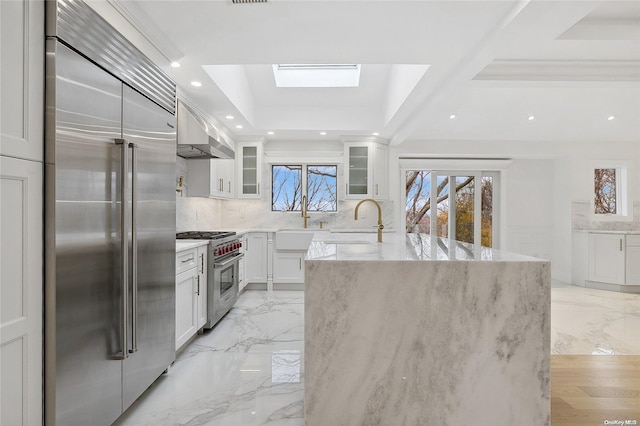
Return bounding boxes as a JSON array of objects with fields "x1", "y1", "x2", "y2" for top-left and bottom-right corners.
[{"x1": 177, "y1": 231, "x2": 243, "y2": 328}]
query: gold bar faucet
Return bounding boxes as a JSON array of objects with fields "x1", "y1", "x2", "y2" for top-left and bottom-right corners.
[
  {"x1": 354, "y1": 198, "x2": 384, "y2": 243},
  {"x1": 301, "y1": 195, "x2": 310, "y2": 228}
]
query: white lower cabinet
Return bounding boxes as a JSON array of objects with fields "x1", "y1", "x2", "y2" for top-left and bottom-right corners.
[
  {"x1": 1, "y1": 156, "x2": 43, "y2": 426},
  {"x1": 626, "y1": 235, "x2": 640, "y2": 285},
  {"x1": 175, "y1": 245, "x2": 208, "y2": 350},
  {"x1": 175, "y1": 267, "x2": 198, "y2": 350},
  {"x1": 273, "y1": 252, "x2": 305, "y2": 284},
  {"x1": 588, "y1": 233, "x2": 625, "y2": 285},
  {"x1": 245, "y1": 232, "x2": 268, "y2": 283},
  {"x1": 196, "y1": 246, "x2": 208, "y2": 328}
]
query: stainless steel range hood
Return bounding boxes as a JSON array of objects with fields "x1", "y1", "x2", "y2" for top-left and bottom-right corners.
[{"x1": 177, "y1": 100, "x2": 235, "y2": 159}]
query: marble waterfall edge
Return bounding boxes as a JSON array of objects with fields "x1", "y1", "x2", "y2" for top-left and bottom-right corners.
[{"x1": 304, "y1": 260, "x2": 550, "y2": 426}]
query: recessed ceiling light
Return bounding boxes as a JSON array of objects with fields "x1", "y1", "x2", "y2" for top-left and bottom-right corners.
[
  {"x1": 190, "y1": 81, "x2": 202, "y2": 87},
  {"x1": 528, "y1": 115, "x2": 535, "y2": 121},
  {"x1": 225, "y1": 115, "x2": 234, "y2": 120},
  {"x1": 235, "y1": 125, "x2": 243, "y2": 129},
  {"x1": 267, "y1": 131, "x2": 275, "y2": 135},
  {"x1": 449, "y1": 114, "x2": 456, "y2": 119},
  {"x1": 171, "y1": 62, "x2": 181, "y2": 68},
  {"x1": 608, "y1": 115, "x2": 616, "y2": 121},
  {"x1": 320, "y1": 132, "x2": 327, "y2": 136},
  {"x1": 372, "y1": 132, "x2": 379, "y2": 136}
]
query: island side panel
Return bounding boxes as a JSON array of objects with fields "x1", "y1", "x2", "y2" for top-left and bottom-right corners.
[{"x1": 304, "y1": 260, "x2": 550, "y2": 426}]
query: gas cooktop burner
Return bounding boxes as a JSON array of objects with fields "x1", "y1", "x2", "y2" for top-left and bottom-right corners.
[{"x1": 176, "y1": 231, "x2": 236, "y2": 240}]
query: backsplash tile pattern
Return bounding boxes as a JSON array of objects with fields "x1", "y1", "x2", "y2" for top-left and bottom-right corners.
[
  {"x1": 176, "y1": 156, "x2": 223, "y2": 231},
  {"x1": 221, "y1": 199, "x2": 394, "y2": 231}
]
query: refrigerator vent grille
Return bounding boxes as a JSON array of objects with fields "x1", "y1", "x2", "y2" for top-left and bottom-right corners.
[{"x1": 50, "y1": 0, "x2": 176, "y2": 115}]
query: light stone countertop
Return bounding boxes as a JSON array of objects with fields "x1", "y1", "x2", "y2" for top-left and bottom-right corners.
[
  {"x1": 582, "y1": 230, "x2": 640, "y2": 234},
  {"x1": 176, "y1": 240, "x2": 209, "y2": 252},
  {"x1": 307, "y1": 232, "x2": 546, "y2": 262}
]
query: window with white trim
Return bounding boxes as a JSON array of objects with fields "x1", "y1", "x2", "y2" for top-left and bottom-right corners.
[
  {"x1": 271, "y1": 164, "x2": 337, "y2": 212},
  {"x1": 592, "y1": 163, "x2": 631, "y2": 220}
]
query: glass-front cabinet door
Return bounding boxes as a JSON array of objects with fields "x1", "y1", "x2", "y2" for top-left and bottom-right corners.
[
  {"x1": 348, "y1": 146, "x2": 368, "y2": 195},
  {"x1": 237, "y1": 141, "x2": 263, "y2": 199}
]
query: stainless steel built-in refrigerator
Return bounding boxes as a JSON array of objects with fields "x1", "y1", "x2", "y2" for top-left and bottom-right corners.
[{"x1": 45, "y1": 2, "x2": 177, "y2": 425}]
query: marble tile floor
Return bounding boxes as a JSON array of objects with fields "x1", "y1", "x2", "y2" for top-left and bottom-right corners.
[
  {"x1": 114, "y1": 291, "x2": 305, "y2": 426},
  {"x1": 551, "y1": 285, "x2": 640, "y2": 355},
  {"x1": 115, "y1": 285, "x2": 639, "y2": 425}
]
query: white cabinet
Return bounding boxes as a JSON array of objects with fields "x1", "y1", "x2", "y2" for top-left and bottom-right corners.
[
  {"x1": 196, "y1": 246, "x2": 208, "y2": 328},
  {"x1": 273, "y1": 252, "x2": 305, "y2": 284},
  {"x1": 188, "y1": 158, "x2": 235, "y2": 199},
  {"x1": 626, "y1": 235, "x2": 640, "y2": 285},
  {"x1": 1, "y1": 2, "x2": 44, "y2": 425},
  {"x1": 588, "y1": 233, "x2": 626, "y2": 285},
  {"x1": 1, "y1": 156, "x2": 43, "y2": 426},
  {"x1": 175, "y1": 244, "x2": 208, "y2": 350},
  {"x1": 1, "y1": 0, "x2": 43, "y2": 162},
  {"x1": 343, "y1": 141, "x2": 388, "y2": 200},
  {"x1": 175, "y1": 266, "x2": 198, "y2": 350},
  {"x1": 245, "y1": 232, "x2": 268, "y2": 283},
  {"x1": 238, "y1": 234, "x2": 247, "y2": 291},
  {"x1": 237, "y1": 142, "x2": 263, "y2": 199}
]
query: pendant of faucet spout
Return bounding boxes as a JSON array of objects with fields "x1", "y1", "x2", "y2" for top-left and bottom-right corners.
[{"x1": 354, "y1": 198, "x2": 384, "y2": 242}]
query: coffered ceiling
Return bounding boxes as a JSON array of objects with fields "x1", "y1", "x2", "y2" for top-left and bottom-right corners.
[{"x1": 105, "y1": 0, "x2": 640, "y2": 145}]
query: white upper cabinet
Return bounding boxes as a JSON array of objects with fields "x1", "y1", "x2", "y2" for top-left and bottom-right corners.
[
  {"x1": 343, "y1": 140, "x2": 389, "y2": 200},
  {"x1": 1, "y1": 0, "x2": 43, "y2": 161},
  {"x1": 188, "y1": 158, "x2": 235, "y2": 199},
  {"x1": 237, "y1": 142, "x2": 263, "y2": 199}
]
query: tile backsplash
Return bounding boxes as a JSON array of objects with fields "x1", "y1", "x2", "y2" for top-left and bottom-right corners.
[
  {"x1": 221, "y1": 198, "x2": 394, "y2": 231},
  {"x1": 572, "y1": 201, "x2": 640, "y2": 231},
  {"x1": 176, "y1": 156, "x2": 224, "y2": 231}
]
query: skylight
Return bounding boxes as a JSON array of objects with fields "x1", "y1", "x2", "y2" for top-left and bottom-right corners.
[{"x1": 272, "y1": 64, "x2": 361, "y2": 88}]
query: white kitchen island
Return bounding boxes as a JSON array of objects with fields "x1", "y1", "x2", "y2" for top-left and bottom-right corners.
[{"x1": 304, "y1": 233, "x2": 550, "y2": 426}]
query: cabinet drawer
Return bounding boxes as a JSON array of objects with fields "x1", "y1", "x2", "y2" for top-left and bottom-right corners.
[
  {"x1": 176, "y1": 248, "x2": 198, "y2": 275},
  {"x1": 627, "y1": 234, "x2": 640, "y2": 247}
]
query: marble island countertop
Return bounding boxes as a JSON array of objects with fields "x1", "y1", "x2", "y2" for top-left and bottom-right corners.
[
  {"x1": 304, "y1": 232, "x2": 551, "y2": 425},
  {"x1": 307, "y1": 231, "x2": 546, "y2": 262}
]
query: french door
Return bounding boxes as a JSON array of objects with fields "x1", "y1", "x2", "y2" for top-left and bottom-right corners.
[{"x1": 405, "y1": 170, "x2": 498, "y2": 247}]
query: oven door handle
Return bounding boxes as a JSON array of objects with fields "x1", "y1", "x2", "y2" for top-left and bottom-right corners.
[{"x1": 213, "y1": 253, "x2": 244, "y2": 268}]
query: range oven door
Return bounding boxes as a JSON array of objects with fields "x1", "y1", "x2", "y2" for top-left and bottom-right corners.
[{"x1": 207, "y1": 252, "x2": 244, "y2": 328}]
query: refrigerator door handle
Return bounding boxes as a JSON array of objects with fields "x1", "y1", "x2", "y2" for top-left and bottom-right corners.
[
  {"x1": 115, "y1": 138, "x2": 129, "y2": 360},
  {"x1": 129, "y1": 142, "x2": 138, "y2": 354}
]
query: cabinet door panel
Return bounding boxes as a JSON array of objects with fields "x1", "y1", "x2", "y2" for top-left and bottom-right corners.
[
  {"x1": 274, "y1": 252, "x2": 304, "y2": 283},
  {"x1": 626, "y1": 246, "x2": 640, "y2": 285},
  {"x1": 1, "y1": 0, "x2": 43, "y2": 161},
  {"x1": 588, "y1": 233, "x2": 625, "y2": 284},
  {"x1": 1, "y1": 156, "x2": 42, "y2": 426},
  {"x1": 245, "y1": 233, "x2": 268, "y2": 283},
  {"x1": 176, "y1": 268, "x2": 198, "y2": 350}
]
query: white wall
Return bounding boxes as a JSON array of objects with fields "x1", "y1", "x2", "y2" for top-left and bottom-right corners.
[
  {"x1": 395, "y1": 138, "x2": 640, "y2": 284},
  {"x1": 176, "y1": 156, "x2": 224, "y2": 231}
]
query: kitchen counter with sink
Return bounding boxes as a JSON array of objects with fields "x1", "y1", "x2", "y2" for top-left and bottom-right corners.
[{"x1": 304, "y1": 232, "x2": 550, "y2": 426}]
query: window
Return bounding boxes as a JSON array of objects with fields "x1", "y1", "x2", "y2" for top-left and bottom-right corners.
[
  {"x1": 405, "y1": 170, "x2": 498, "y2": 248},
  {"x1": 272, "y1": 165, "x2": 337, "y2": 212},
  {"x1": 593, "y1": 164, "x2": 630, "y2": 219}
]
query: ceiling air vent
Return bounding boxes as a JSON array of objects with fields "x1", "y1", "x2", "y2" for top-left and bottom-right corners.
[{"x1": 231, "y1": 0, "x2": 269, "y2": 3}]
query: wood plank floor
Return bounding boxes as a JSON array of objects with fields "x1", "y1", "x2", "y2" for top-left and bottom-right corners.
[{"x1": 552, "y1": 355, "x2": 640, "y2": 425}]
